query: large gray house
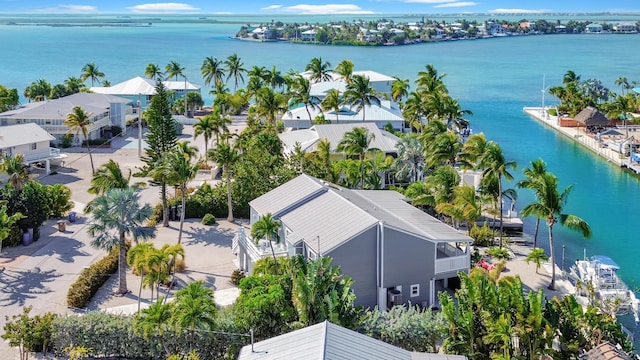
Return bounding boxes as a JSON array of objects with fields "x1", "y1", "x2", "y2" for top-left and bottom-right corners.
[{"x1": 233, "y1": 174, "x2": 472, "y2": 310}]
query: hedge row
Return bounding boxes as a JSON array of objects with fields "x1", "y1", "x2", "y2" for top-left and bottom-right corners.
[{"x1": 66, "y1": 245, "x2": 124, "y2": 308}]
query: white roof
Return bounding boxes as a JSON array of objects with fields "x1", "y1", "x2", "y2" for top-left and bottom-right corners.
[
  {"x1": 0, "y1": 93, "x2": 130, "y2": 120},
  {"x1": 279, "y1": 123, "x2": 400, "y2": 154},
  {"x1": 300, "y1": 69, "x2": 394, "y2": 84},
  {"x1": 91, "y1": 76, "x2": 200, "y2": 96},
  {"x1": 282, "y1": 102, "x2": 404, "y2": 123},
  {"x1": 0, "y1": 123, "x2": 54, "y2": 148}
]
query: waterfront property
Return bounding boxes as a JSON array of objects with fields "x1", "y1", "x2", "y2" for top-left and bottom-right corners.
[
  {"x1": 238, "y1": 320, "x2": 468, "y2": 360},
  {"x1": 233, "y1": 174, "x2": 473, "y2": 310},
  {"x1": 0, "y1": 92, "x2": 130, "y2": 144},
  {"x1": 279, "y1": 122, "x2": 400, "y2": 158},
  {"x1": 0, "y1": 123, "x2": 66, "y2": 175}
]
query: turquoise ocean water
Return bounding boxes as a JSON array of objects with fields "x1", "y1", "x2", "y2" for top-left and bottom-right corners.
[{"x1": 2, "y1": 15, "x2": 640, "y2": 327}]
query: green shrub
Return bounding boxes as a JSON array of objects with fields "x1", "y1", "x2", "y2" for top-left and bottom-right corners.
[
  {"x1": 46, "y1": 183, "x2": 73, "y2": 218},
  {"x1": 60, "y1": 135, "x2": 73, "y2": 148},
  {"x1": 2, "y1": 306, "x2": 57, "y2": 354},
  {"x1": 469, "y1": 222, "x2": 494, "y2": 246},
  {"x1": 4, "y1": 225, "x2": 23, "y2": 247},
  {"x1": 201, "y1": 213, "x2": 216, "y2": 225},
  {"x1": 486, "y1": 247, "x2": 510, "y2": 260},
  {"x1": 230, "y1": 269, "x2": 245, "y2": 285},
  {"x1": 66, "y1": 245, "x2": 125, "y2": 308}
]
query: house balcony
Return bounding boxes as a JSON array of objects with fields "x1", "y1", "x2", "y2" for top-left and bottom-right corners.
[
  {"x1": 23, "y1": 148, "x2": 64, "y2": 163},
  {"x1": 232, "y1": 227, "x2": 289, "y2": 263},
  {"x1": 435, "y1": 242, "x2": 469, "y2": 275}
]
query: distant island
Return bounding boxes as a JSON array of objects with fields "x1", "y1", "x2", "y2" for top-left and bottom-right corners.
[{"x1": 234, "y1": 18, "x2": 640, "y2": 46}]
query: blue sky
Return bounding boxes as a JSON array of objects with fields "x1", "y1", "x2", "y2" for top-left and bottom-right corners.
[{"x1": 1, "y1": 1, "x2": 639, "y2": 14}]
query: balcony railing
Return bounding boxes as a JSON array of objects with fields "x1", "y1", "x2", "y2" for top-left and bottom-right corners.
[
  {"x1": 23, "y1": 148, "x2": 62, "y2": 163},
  {"x1": 235, "y1": 227, "x2": 289, "y2": 262},
  {"x1": 435, "y1": 255, "x2": 470, "y2": 274}
]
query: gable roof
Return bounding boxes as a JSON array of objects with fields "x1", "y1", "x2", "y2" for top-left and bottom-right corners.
[
  {"x1": 250, "y1": 175, "x2": 472, "y2": 254},
  {"x1": 238, "y1": 320, "x2": 468, "y2": 360},
  {"x1": 281, "y1": 102, "x2": 404, "y2": 123},
  {"x1": 0, "y1": 123, "x2": 54, "y2": 148},
  {"x1": 574, "y1": 106, "x2": 610, "y2": 126},
  {"x1": 279, "y1": 123, "x2": 400, "y2": 154},
  {"x1": 91, "y1": 76, "x2": 201, "y2": 96},
  {"x1": 0, "y1": 93, "x2": 131, "y2": 120}
]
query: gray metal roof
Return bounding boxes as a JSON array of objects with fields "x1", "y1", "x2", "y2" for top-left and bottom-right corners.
[
  {"x1": 0, "y1": 123, "x2": 54, "y2": 148},
  {"x1": 352, "y1": 190, "x2": 472, "y2": 243},
  {"x1": 0, "y1": 93, "x2": 130, "y2": 120},
  {"x1": 279, "y1": 123, "x2": 400, "y2": 155},
  {"x1": 238, "y1": 321, "x2": 416, "y2": 360},
  {"x1": 249, "y1": 174, "x2": 326, "y2": 217}
]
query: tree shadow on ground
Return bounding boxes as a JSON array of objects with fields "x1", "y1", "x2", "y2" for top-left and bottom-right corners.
[
  {"x1": 0, "y1": 267, "x2": 62, "y2": 308},
  {"x1": 181, "y1": 224, "x2": 235, "y2": 248}
]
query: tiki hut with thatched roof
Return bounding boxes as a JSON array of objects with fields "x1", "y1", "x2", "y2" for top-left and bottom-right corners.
[{"x1": 574, "y1": 106, "x2": 610, "y2": 127}]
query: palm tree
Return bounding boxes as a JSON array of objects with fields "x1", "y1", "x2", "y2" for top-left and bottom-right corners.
[
  {"x1": 416, "y1": 64, "x2": 447, "y2": 93},
  {"x1": 254, "y1": 87, "x2": 288, "y2": 129},
  {"x1": 127, "y1": 242, "x2": 156, "y2": 312},
  {"x1": 437, "y1": 185, "x2": 482, "y2": 232},
  {"x1": 334, "y1": 59, "x2": 354, "y2": 83},
  {"x1": 459, "y1": 133, "x2": 488, "y2": 170},
  {"x1": 165, "y1": 60, "x2": 185, "y2": 81},
  {"x1": 337, "y1": 127, "x2": 377, "y2": 189},
  {"x1": 208, "y1": 142, "x2": 239, "y2": 222},
  {"x1": 134, "y1": 299, "x2": 173, "y2": 355},
  {"x1": 516, "y1": 158, "x2": 548, "y2": 248},
  {"x1": 321, "y1": 88, "x2": 342, "y2": 124},
  {"x1": 225, "y1": 53, "x2": 246, "y2": 92},
  {"x1": 24, "y1": 78, "x2": 51, "y2": 102},
  {"x1": 88, "y1": 188, "x2": 156, "y2": 295},
  {"x1": 176, "y1": 140, "x2": 199, "y2": 161},
  {"x1": 145, "y1": 63, "x2": 164, "y2": 81},
  {"x1": 63, "y1": 76, "x2": 86, "y2": 94},
  {"x1": 171, "y1": 281, "x2": 216, "y2": 352},
  {"x1": 394, "y1": 133, "x2": 424, "y2": 183},
  {"x1": 200, "y1": 56, "x2": 226, "y2": 87},
  {"x1": 251, "y1": 213, "x2": 282, "y2": 266},
  {"x1": 0, "y1": 154, "x2": 29, "y2": 191},
  {"x1": 0, "y1": 203, "x2": 24, "y2": 254},
  {"x1": 391, "y1": 76, "x2": 410, "y2": 103},
  {"x1": 162, "y1": 148, "x2": 200, "y2": 244},
  {"x1": 520, "y1": 171, "x2": 592, "y2": 290},
  {"x1": 80, "y1": 62, "x2": 105, "y2": 87},
  {"x1": 289, "y1": 75, "x2": 319, "y2": 124},
  {"x1": 615, "y1": 76, "x2": 630, "y2": 95},
  {"x1": 343, "y1": 74, "x2": 380, "y2": 122},
  {"x1": 88, "y1": 159, "x2": 145, "y2": 195},
  {"x1": 305, "y1": 57, "x2": 332, "y2": 83},
  {"x1": 525, "y1": 248, "x2": 549, "y2": 275},
  {"x1": 193, "y1": 115, "x2": 216, "y2": 157},
  {"x1": 265, "y1": 65, "x2": 285, "y2": 90},
  {"x1": 562, "y1": 70, "x2": 581, "y2": 84},
  {"x1": 478, "y1": 142, "x2": 516, "y2": 247},
  {"x1": 426, "y1": 131, "x2": 461, "y2": 168},
  {"x1": 65, "y1": 105, "x2": 96, "y2": 174}
]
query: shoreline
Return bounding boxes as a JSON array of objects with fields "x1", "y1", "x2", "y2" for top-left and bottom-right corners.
[{"x1": 523, "y1": 107, "x2": 640, "y2": 174}]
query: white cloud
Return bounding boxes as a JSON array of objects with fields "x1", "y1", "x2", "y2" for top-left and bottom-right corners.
[
  {"x1": 282, "y1": 4, "x2": 375, "y2": 14},
  {"x1": 433, "y1": 2, "x2": 478, "y2": 8},
  {"x1": 488, "y1": 8, "x2": 550, "y2": 14},
  {"x1": 262, "y1": 5, "x2": 283, "y2": 11},
  {"x1": 127, "y1": 3, "x2": 199, "y2": 13}
]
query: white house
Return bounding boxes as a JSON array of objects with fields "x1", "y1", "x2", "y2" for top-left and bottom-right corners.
[
  {"x1": 0, "y1": 92, "x2": 130, "y2": 144},
  {"x1": 282, "y1": 100, "x2": 404, "y2": 130},
  {"x1": 0, "y1": 123, "x2": 66, "y2": 174}
]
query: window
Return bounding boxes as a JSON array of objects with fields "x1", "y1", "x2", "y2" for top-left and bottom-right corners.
[
  {"x1": 410, "y1": 284, "x2": 420, "y2": 297},
  {"x1": 31, "y1": 143, "x2": 37, "y2": 150}
]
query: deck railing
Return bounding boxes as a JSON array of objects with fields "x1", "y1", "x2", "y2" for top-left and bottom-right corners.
[
  {"x1": 435, "y1": 254, "x2": 470, "y2": 274},
  {"x1": 235, "y1": 227, "x2": 289, "y2": 262}
]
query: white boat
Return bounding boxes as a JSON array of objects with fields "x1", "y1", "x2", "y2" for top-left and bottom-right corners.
[{"x1": 570, "y1": 254, "x2": 640, "y2": 323}]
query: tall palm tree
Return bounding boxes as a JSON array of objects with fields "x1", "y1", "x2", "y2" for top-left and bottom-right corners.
[
  {"x1": 145, "y1": 63, "x2": 164, "y2": 81},
  {"x1": 171, "y1": 281, "x2": 216, "y2": 352},
  {"x1": 321, "y1": 88, "x2": 342, "y2": 124},
  {"x1": 225, "y1": 53, "x2": 246, "y2": 92},
  {"x1": 208, "y1": 142, "x2": 239, "y2": 222},
  {"x1": 394, "y1": 133, "x2": 424, "y2": 183},
  {"x1": 88, "y1": 188, "x2": 156, "y2": 295},
  {"x1": 24, "y1": 78, "x2": 51, "y2": 102},
  {"x1": 426, "y1": 131, "x2": 461, "y2": 168},
  {"x1": 334, "y1": 59, "x2": 354, "y2": 83},
  {"x1": 478, "y1": 142, "x2": 516, "y2": 247},
  {"x1": 265, "y1": 65, "x2": 285, "y2": 90},
  {"x1": 254, "y1": 87, "x2": 288, "y2": 129},
  {"x1": 516, "y1": 159, "x2": 548, "y2": 248},
  {"x1": 88, "y1": 159, "x2": 145, "y2": 195},
  {"x1": 162, "y1": 148, "x2": 200, "y2": 244},
  {"x1": 65, "y1": 105, "x2": 96, "y2": 174},
  {"x1": 459, "y1": 133, "x2": 488, "y2": 170},
  {"x1": 176, "y1": 140, "x2": 199, "y2": 161},
  {"x1": 0, "y1": 154, "x2": 29, "y2": 191},
  {"x1": 519, "y1": 171, "x2": 592, "y2": 290},
  {"x1": 80, "y1": 62, "x2": 105, "y2": 87},
  {"x1": 416, "y1": 64, "x2": 447, "y2": 94},
  {"x1": 193, "y1": 114, "x2": 216, "y2": 157},
  {"x1": 337, "y1": 127, "x2": 377, "y2": 189},
  {"x1": 165, "y1": 60, "x2": 185, "y2": 81},
  {"x1": 64, "y1": 76, "x2": 86, "y2": 94},
  {"x1": 251, "y1": 213, "x2": 282, "y2": 267},
  {"x1": 305, "y1": 57, "x2": 332, "y2": 83},
  {"x1": 343, "y1": 74, "x2": 380, "y2": 122},
  {"x1": 289, "y1": 75, "x2": 319, "y2": 124},
  {"x1": 200, "y1": 56, "x2": 226, "y2": 87},
  {"x1": 127, "y1": 242, "x2": 156, "y2": 312}
]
